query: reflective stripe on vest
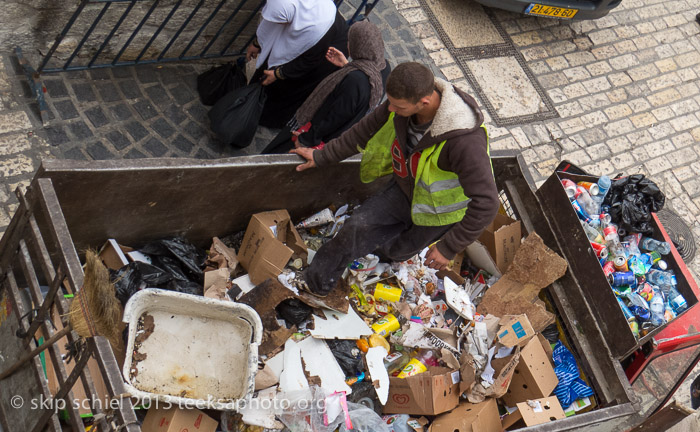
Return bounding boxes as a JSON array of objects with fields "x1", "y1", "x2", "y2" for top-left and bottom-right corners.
[
  {"x1": 411, "y1": 140, "x2": 470, "y2": 226},
  {"x1": 359, "y1": 115, "x2": 489, "y2": 226}
]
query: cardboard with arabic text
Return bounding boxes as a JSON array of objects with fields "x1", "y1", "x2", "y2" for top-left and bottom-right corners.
[
  {"x1": 428, "y1": 398, "x2": 501, "y2": 432},
  {"x1": 497, "y1": 314, "x2": 535, "y2": 348},
  {"x1": 383, "y1": 367, "x2": 461, "y2": 416},
  {"x1": 238, "y1": 210, "x2": 307, "y2": 285},
  {"x1": 141, "y1": 406, "x2": 217, "y2": 432}
]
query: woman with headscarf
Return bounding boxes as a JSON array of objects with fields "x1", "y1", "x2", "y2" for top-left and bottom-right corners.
[
  {"x1": 246, "y1": 0, "x2": 349, "y2": 129},
  {"x1": 262, "y1": 19, "x2": 390, "y2": 154}
]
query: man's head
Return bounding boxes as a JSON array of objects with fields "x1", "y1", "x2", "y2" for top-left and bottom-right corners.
[{"x1": 385, "y1": 62, "x2": 435, "y2": 117}]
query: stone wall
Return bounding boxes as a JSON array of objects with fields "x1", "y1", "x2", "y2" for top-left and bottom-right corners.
[{"x1": 4, "y1": 0, "x2": 261, "y2": 68}]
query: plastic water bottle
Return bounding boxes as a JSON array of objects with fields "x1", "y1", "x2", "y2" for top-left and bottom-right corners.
[
  {"x1": 601, "y1": 219, "x2": 624, "y2": 258},
  {"x1": 665, "y1": 284, "x2": 687, "y2": 313},
  {"x1": 639, "y1": 237, "x2": 672, "y2": 255},
  {"x1": 575, "y1": 186, "x2": 599, "y2": 215},
  {"x1": 647, "y1": 269, "x2": 675, "y2": 286},
  {"x1": 649, "y1": 290, "x2": 666, "y2": 326},
  {"x1": 592, "y1": 175, "x2": 611, "y2": 207}
]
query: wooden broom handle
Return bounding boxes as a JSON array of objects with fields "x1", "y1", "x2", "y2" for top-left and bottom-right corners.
[{"x1": 0, "y1": 326, "x2": 72, "y2": 381}]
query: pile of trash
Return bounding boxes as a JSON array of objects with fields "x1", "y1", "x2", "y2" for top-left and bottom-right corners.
[{"x1": 97, "y1": 205, "x2": 597, "y2": 432}]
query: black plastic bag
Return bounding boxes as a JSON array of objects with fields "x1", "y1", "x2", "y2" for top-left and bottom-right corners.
[
  {"x1": 208, "y1": 83, "x2": 267, "y2": 148},
  {"x1": 112, "y1": 262, "x2": 173, "y2": 306},
  {"x1": 138, "y1": 237, "x2": 206, "y2": 282},
  {"x1": 326, "y1": 339, "x2": 364, "y2": 376},
  {"x1": 197, "y1": 59, "x2": 247, "y2": 106},
  {"x1": 277, "y1": 299, "x2": 313, "y2": 326},
  {"x1": 603, "y1": 174, "x2": 665, "y2": 235}
]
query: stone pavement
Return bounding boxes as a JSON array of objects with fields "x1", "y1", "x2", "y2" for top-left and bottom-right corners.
[{"x1": 0, "y1": 0, "x2": 699, "y2": 415}]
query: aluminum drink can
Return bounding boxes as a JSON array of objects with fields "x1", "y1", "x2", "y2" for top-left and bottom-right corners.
[
  {"x1": 629, "y1": 320, "x2": 640, "y2": 337},
  {"x1": 613, "y1": 255, "x2": 629, "y2": 272},
  {"x1": 602, "y1": 261, "x2": 615, "y2": 278},
  {"x1": 590, "y1": 242, "x2": 608, "y2": 259},
  {"x1": 561, "y1": 179, "x2": 578, "y2": 198},
  {"x1": 609, "y1": 271, "x2": 636, "y2": 287},
  {"x1": 577, "y1": 181, "x2": 600, "y2": 196}
]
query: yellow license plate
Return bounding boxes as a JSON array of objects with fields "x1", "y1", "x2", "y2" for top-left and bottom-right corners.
[{"x1": 525, "y1": 3, "x2": 578, "y2": 18}]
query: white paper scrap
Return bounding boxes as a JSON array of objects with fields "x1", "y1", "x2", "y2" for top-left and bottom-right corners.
[
  {"x1": 279, "y1": 340, "x2": 308, "y2": 392},
  {"x1": 298, "y1": 338, "x2": 352, "y2": 395},
  {"x1": 309, "y1": 308, "x2": 372, "y2": 339},
  {"x1": 366, "y1": 347, "x2": 390, "y2": 404},
  {"x1": 444, "y1": 277, "x2": 475, "y2": 320}
]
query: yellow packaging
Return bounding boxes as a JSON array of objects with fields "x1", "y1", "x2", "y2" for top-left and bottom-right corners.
[
  {"x1": 374, "y1": 283, "x2": 403, "y2": 302},
  {"x1": 397, "y1": 358, "x2": 427, "y2": 379},
  {"x1": 369, "y1": 334, "x2": 391, "y2": 352},
  {"x1": 372, "y1": 314, "x2": 400, "y2": 336}
]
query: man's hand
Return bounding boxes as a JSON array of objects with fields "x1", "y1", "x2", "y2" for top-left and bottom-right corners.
[
  {"x1": 424, "y1": 244, "x2": 449, "y2": 271},
  {"x1": 262, "y1": 69, "x2": 277, "y2": 86},
  {"x1": 246, "y1": 44, "x2": 260, "y2": 62},
  {"x1": 289, "y1": 146, "x2": 317, "y2": 171},
  {"x1": 326, "y1": 47, "x2": 348, "y2": 67}
]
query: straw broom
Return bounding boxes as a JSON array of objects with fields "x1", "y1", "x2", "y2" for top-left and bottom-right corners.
[{"x1": 0, "y1": 250, "x2": 122, "y2": 380}]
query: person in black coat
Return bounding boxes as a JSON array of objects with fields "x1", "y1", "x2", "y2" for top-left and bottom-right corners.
[
  {"x1": 262, "y1": 19, "x2": 390, "y2": 154},
  {"x1": 246, "y1": 0, "x2": 349, "y2": 129}
]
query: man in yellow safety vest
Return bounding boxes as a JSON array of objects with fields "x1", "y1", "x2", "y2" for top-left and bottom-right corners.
[{"x1": 292, "y1": 62, "x2": 499, "y2": 296}]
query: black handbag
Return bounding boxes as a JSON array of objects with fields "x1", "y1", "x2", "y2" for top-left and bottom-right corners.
[
  {"x1": 196, "y1": 61, "x2": 247, "y2": 106},
  {"x1": 208, "y1": 83, "x2": 267, "y2": 148}
]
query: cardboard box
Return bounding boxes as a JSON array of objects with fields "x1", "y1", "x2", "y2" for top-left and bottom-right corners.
[
  {"x1": 497, "y1": 314, "x2": 535, "y2": 348},
  {"x1": 501, "y1": 336, "x2": 559, "y2": 407},
  {"x1": 141, "y1": 407, "x2": 218, "y2": 432},
  {"x1": 516, "y1": 396, "x2": 566, "y2": 426},
  {"x1": 428, "y1": 399, "x2": 501, "y2": 432},
  {"x1": 98, "y1": 239, "x2": 130, "y2": 270},
  {"x1": 383, "y1": 367, "x2": 460, "y2": 416},
  {"x1": 238, "y1": 210, "x2": 307, "y2": 285},
  {"x1": 477, "y1": 213, "x2": 521, "y2": 273},
  {"x1": 437, "y1": 252, "x2": 464, "y2": 285}
]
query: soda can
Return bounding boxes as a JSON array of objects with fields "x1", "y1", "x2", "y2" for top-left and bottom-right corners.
[
  {"x1": 630, "y1": 305, "x2": 650, "y2": 321},
  {"x1": 590, "y1": 242, "x2": 608, "y2": 259},
  {"x1": 602, "y1": 261, "x2": 615, "y2": 278},
  {"x1": 629, "y1": 320, "x2": 639, "y2": 337},
  {"x1": 577, "y1": 181, "x2": 600, "y2": 196},
  {"x1": 613, "y1": 255, "x2": 629, "y2": 272},
  {"x1": 609, "y1": 271, "x2": 636, "y2": 287},
  {"x1": 561, "y1": 179, "x2": 578, "y2": 198}
]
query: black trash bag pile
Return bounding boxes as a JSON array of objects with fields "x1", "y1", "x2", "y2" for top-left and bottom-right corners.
[
  {"x1": 111, "y1": 237, "x2": 207, "y2": 305},
  {"x1": 603, "y1": 174, "x2": 665, "y2": 235},
  {"x1": 325, "y1": 339, "x2": 364, "y2": 376},
  {"x1": 276, "y1": 299, "x2": 313, "y2": 327}
]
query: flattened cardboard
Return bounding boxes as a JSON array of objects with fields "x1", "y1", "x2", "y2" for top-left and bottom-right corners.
[
  {"x1": 383, "y1": 367, "x2": 460, "y2": 416},
  {"x1": 141, "y1": 406, "x2": 218, "y2": 432},
  {"x1": 437, "y1": 252, "x2": 465, "y2": 285},
  {"x1": 516, "y1": 396, "x2": 566, "y2": 426},
  {"x1": 501, "y1": 336, "x2": 559, "y2": 407},
  {"x1": 478, "y1": 213, "x2": 522, "y2": 273},
  {"x1": 239, "y1": 279, "x2": 298, "y2": 355},
  {"x1": 238, "y1": 210, "x2": 307, "y2": 285},
  {"x1": 477, "y1": 233, "x2": 567, "y2": 332},
  {"x1": 428, "y1": 399, "x2": 501, "y2": 432},
  {"x1": 497, "y1": 314, "x2": 535, "y2": 348}
]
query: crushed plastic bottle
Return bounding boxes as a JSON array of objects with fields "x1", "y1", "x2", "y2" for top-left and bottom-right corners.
[
  {"x1": 639, "y1": 237, "x2": 672, "y2": 255},
  {"x1": 649, "y1": 289, "x2": 666, "y2": 326}
]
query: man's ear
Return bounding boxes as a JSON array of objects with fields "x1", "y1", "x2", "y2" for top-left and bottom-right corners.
[{"x1": 419, "y1": 95, "x2": 431, "y2": 107}]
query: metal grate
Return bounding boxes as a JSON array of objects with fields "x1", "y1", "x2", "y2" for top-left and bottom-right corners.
[{"x1": 657, "y1": 209, "x2": 696, "y2": 262}]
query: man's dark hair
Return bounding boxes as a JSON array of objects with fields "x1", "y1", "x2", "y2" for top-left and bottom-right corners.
[{"x1": 386, "y1": 62, "x2": 435, "y2": 103}]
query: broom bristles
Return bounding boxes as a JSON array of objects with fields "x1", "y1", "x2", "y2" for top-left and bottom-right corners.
[{"x1": 69, "y1": 250, "x2": 122, "y2": 351}]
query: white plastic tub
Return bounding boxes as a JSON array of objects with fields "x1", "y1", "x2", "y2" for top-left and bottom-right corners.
[{"x1": 121, "y1": 288, "x2": 263, "y2": 410}]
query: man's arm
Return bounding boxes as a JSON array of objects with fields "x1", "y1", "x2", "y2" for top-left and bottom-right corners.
[
  {"x1": 292, "y1": 101, "x2": 391, "y2": 170},
  {"x1": 435, "y1": 129, "x2": 500, "y2": 259}
]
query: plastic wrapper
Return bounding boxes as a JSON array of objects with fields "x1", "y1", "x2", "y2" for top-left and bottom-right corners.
[
  {"x1": 338, "y1": 402, "x2": 390, "y2": 432},
  {"x1": 112, "y1": 262, "x2": 171, "y2": 305},
  {"x1": 552, "y1": 340, "x2": 595, "y2": 407},
  {"x1": 326, "y1": 339, "x2": 365, "y2": 376},
  {"x1": 604, "y1": 174, "x2": 665, "y2": 235},
  {"x1": 277, "y1": 299, "x2": 313, "y2": 326},
  {"x1": 382, "y1": 414, "x2": 412, "y2": 432}
]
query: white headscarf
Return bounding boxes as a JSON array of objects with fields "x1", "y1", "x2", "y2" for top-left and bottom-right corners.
[{"x1": 256, "y1": 0, "x2": 337, "y2": 68}]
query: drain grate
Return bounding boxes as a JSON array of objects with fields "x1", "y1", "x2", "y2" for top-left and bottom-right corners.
[{"x1": 657, "y1": 209, "x2": 696, "y2": 262}]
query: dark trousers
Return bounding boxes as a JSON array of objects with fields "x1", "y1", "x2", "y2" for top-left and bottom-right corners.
[{"x1": 305, "y1": 181, "x2": 453, "y2": 295}]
